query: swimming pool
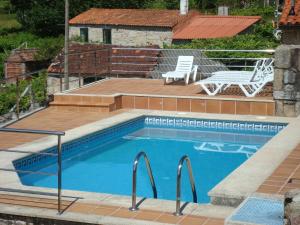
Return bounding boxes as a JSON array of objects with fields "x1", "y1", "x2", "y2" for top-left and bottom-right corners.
[{"x1": 14, "y1": 116, "x2": 286, "y2": 203}]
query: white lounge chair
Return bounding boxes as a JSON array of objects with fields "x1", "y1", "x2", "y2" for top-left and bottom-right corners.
[
  {"x1": 194, "y1": 58, "x2": 274, "y2": 97},
  {"x1": 162, "y1": 56, "x2": 198, "y2": 85}
]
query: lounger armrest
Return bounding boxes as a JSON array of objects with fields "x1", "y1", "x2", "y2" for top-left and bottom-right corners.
[{"x1": 192, "y1": 65, "x2": 198, "y2": 82}]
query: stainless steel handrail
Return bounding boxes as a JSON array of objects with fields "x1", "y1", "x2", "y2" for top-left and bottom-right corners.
[
  {"x1": 0, "y1": 128, "x2": 65, "y2": 214},
  {"x1": 129, "y1": 151, "x2": 157, "y2": 211},
  {"x1": 174, "y1": 155, "x2": 197, "y2": 216}
]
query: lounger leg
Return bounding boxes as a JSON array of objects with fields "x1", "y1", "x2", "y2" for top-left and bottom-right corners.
[
  {"x1": 185, "y1": 72, "x2": 190, "y2": 85},
  {"x1": 239, "y1": 85, "x2": 252, "y2": 97},
  {"x1": 239, "y1": 82, "x2": 266, "y2": 97},
  {"x1": 200, "y1": 83, "x2": 223, "y2": 96},
  {"x1": 164, "y1": 77, "x2": 169, "y2": 85}
]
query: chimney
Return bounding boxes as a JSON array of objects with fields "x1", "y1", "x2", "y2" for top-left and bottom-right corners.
[
  {"x1": 180, "y1": 0, "x2": 188, "y2": 15},
  {"x1": 218, "y1": 6, "x2": 229, "y2": 16}
]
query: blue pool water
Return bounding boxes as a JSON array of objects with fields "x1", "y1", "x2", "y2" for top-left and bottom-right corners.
[{"x1": 14, "y1": 116, "x2": 286, "y2": 203}]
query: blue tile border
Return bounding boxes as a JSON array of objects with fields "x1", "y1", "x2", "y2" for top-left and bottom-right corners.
[{"x1": 13, "y1": 116, "x2": 287, "y2": 172}]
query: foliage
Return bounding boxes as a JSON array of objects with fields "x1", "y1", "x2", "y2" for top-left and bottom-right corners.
[
  {"x1": 10, "y1": 0, "x2": 151, "y2": 36},
  {"x1": 0, "y1": 32, "x2": 63, "y2": 79},
  {"x1": 0, "y1": 71, "x2": 47, "y2": 115},
  {"x1": 170, "y1": 30, "x2": 278, "y2": 59},
  {"x1": 230, "y1": 6, "x2": 275, "y2": 20},
  {"x1": 0, "y1": 13, "x2": 20, "y2": 30}
]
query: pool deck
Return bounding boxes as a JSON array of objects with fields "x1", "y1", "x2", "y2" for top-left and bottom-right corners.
[
  {"x1": 0, "y1": 78, "x2": 299, "y2": 225},
  {"x1": 0, "y1": 194, "x2": 225, "y2": 225},
  {"x1": 51, "y1": 78, "x2": 275, "y2": 116}
]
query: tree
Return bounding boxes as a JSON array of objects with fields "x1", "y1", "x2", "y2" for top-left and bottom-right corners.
[{"x1": 10, "y1": 0, "x2": 102, "y2": 36}]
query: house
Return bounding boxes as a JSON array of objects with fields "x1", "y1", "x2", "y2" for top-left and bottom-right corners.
[
  {"x1": 69, "y1": 1, "x2": 261, "y2": 47},
  {"x1": 69, "y1": 8, "x2": 196, "y2": 47},
  {"x1": 4, "y1": 48, "x2": 50, "y2": 83},
  {"x1": 279, "y1": 0, "x2": 300, "y2": 44}
]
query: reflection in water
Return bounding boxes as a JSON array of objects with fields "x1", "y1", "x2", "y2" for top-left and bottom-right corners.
[{"x1": 194, "y1": 142, "x2": 258, "y2": 158}]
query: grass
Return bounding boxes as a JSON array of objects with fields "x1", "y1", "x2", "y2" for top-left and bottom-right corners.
[
  {"x1": 0, "y1": 0, "x2": 20, "y2": 30},
  {"x1": 0, "y1": 13, "x2": 21, "y2": 30}
]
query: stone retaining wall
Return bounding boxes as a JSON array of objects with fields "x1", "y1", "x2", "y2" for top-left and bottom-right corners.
[{"x1": 274, "y1": 45, "x2": 300, "y2": 117}]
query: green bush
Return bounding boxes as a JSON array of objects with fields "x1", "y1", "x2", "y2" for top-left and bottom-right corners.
[
  {"x1": 0, "y1": 72, "x2": 47, "y2": 115},
  {"x1": 230, "y1": 6, "x2": 275, "y2": 20},
  {"x1": 0, "y1": 32, "x2": 63, "y2": 80}
]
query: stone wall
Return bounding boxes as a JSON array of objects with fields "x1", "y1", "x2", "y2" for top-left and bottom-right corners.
[
  {"x1": 284, "y1": 189, "x2": 300, "y2": 225},
  {"x1": 111, "y1": 26, "x2": 172, "y2": 47},
  {"x1": 47, "y1": 76, "x2": 83, "y2": 94},
  {"x1": 69, "y1": 25, "x2": 173, "y2": 47},
  {"x1": 282, "y1": 29, "x2": 300, "y2": 45},
  {"x1": 273, "y1": 45, "x2": 300, "y2": 117},
  {"x1": 69, "y1": 27, "x2": 80, "y2": 40}
]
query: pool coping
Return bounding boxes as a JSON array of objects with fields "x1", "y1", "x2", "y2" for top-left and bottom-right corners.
[{"x1": 0, "y1": 109, "x2": 295, "y2": 218}]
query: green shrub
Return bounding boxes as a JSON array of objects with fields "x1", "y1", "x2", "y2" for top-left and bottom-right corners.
[
  {"x1": 0, "y1": 72, "x2": 47, "y2": 115},
  {"x1": 230, "y1": 6, "x2": 275, "y2": 20}
]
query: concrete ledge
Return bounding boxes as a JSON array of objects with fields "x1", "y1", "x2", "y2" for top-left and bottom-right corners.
[{"x1": 209, "y1": 115, "x2": 300, "y2": 207}]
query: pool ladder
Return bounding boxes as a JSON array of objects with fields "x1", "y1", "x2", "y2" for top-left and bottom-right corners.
[
  {"x1": 129, "y1": 151, "x2": 157, "y2": 211},
  {"x1": 174, "y1": 155, "x2": 197, "y2": 216},
  {"x1": 129, "y1": 152, "x2": 197, "y2": 216}
]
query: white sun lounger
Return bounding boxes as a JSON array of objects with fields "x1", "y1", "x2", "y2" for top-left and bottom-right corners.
[
  {"x1": 162, "y1": 56, "x2": 198, "y2": 85},
  {"x1": 194, "y1": 58, "x2": 274, "y2": 97}
]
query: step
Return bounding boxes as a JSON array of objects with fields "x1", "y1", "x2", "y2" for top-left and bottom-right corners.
[{"x1": 50, "y1": 94, "x2": 121, "y2": 112}]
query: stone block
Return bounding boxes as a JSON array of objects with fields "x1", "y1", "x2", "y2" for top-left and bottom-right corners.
[
  {"x1": 284, "y1": 85, "x2": 297, "y2": 100},
  {"x1": 295, "y1": 48, "x2": 300, "y2": 71},
  {"x1": 296, "y1": 102, "x2": 300, "y2": 116},
  {"x1": 275, "y1": 45, "x2": 293, "y2": 69},
  {"x1": 274, "y1": 68, "x2": 284, "y2": 90},
  {"x1": 285, "y1": 189, "x2": 300, "y2": 225},
  {"x1": 284, "y1": 69, "x2": 297, "y2": 84},
  {"x1": 284, "y1": 103, "x2": 296, "y2": 117},
  {"x1": 275, "y1": 100, "x2": 284, "y2": 116},
  {"x1": 274, "y1": 90, "x2": 285, "y2": 100},
  {"x1": 14, "y1": 221, "x2": 26, "y2": 225}
]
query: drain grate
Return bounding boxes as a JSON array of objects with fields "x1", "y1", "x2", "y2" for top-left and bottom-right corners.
[{"x1": 227, "y1": 197, "x2": 284, "y2": 225}]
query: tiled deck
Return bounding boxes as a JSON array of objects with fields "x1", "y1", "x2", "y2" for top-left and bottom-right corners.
[
  {"x1": 72, "y1": 78, "x2": 273, "y2": 99},
  {"x1": 0, "y1": 194, "x2": 223, "y2": 225},
  {"x1": 61, "y1": 78, "x2": 275, "y2": 116},
  {"x1": 0, "y1": 107, "x2": 125, "y2": 149},
  {"x1": 257, "y1": 144, "x2": 300, "y2": 195}
]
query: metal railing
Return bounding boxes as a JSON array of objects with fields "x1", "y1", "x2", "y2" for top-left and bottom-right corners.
[
  {"x1": 0, "y1": 128, "x2": 65, "y2": 214},
  {"x1": 0, "y1": 70, "x2": 47, "y2": 121},
  {"x1": 174, "y1": 155, "x2": 197, "y2": 216},
  {"x1": 129, "y1": 151, "x2": 157, "y2": 211},
  {"x1": 46, "y1": 46, "x2": 275, "y2": 81}
]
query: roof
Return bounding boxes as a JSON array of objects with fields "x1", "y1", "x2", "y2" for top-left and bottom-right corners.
[
  {"x1": 173, "y1": 16, "x2": 261, "y2": 40},
  {"x1": 5, "y1": 49, "x2": 39, "y2": 63},
  {"x1": 69, "y1": 8, "x2": 198, "y2": 28},
  {"x1": 279, "y1": 0, "x2": 300, "y2": 26}
]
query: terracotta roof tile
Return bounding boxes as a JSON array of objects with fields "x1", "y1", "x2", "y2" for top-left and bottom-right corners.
[
  {"x1": 69, "y1": 8, "x2": 198, "y2": 28},
  {"x1": 173, "y1": 15, "x2": 261, "y2": 39},
  {"x1": 279, "y1": 0, "x2": 300, "y2": 26},
  {"x1": 5, "y1": 49, "x2": 39, "y2": 63}
]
